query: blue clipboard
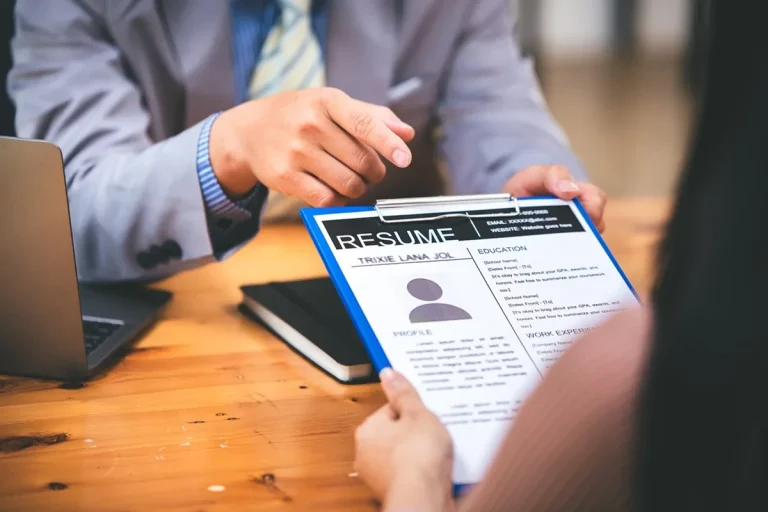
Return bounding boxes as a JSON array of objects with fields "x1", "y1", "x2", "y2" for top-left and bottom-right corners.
[{"x1": 300, "y1": 195, "x2": 638, "y2": 492}]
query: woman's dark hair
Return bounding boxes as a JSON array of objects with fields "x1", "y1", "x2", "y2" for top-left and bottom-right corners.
[{"x1": 637, "y1": 1, "x2": 768, "y2": 510}]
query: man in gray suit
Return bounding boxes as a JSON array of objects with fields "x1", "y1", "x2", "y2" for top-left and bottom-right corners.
[{"x1": 8, "y1": 0, "x2": 606, "y2": 283}]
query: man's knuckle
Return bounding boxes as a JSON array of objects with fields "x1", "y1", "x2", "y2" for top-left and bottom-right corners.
[
  {"x1": 298, "y1": 112, "x2": 322, "y2": 135},
  {"x1": 369, "y1": 158, "x2": 386, "y2": 183},
  {"x1": 312, "y1": 190, "x2": 336, "y2": 208},
  {"x1": 351, "y1": 113, "x2": 376, "y2": 139},
  {"x1": 296, "y1": 124, "x2": 314, "y2": 138},
  {"x1": 341, "y1": 175, "x2": 365, "y2": 198},
  {"x1": 354, "y1": 148, "x2": 376, "y2": 172},
  {"x1": 287, "y1": 140, "x2": 308, "y2": 160},
  {"x1": 320, "y1": 87, "x2": 344, "y2": 104},
  {"x1": 276, "y1": 168, "x2": 295, "y2": 184}
]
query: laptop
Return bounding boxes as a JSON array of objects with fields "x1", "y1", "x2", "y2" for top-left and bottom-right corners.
[{"x1": 0, "y1": 137, "x2": 172, "y2": 381}]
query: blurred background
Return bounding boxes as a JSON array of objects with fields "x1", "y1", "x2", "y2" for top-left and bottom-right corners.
[
  {"x1": 0, "y1": 0, "x2": 706, "y2": 198},
  {"x1": 514, "y1": 0, "x2": 705, "y2": 198}
]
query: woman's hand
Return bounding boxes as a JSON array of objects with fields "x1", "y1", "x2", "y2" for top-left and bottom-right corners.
[{"x1": 354, "y1": 368, "x2": 455, "y2": 511}]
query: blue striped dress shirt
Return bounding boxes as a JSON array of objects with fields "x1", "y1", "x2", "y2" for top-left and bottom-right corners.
[{"x1": 196, "y1": 0, "x2": 328, "y2": 257}]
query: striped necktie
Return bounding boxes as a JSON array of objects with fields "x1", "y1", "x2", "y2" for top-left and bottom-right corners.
[{"x1": 250, "y1": 0, "x2": 325, "y2": 222}]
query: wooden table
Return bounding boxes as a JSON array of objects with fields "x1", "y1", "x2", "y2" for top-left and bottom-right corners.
[{"x1": 0, "y1": 198, "x2": 669, "y2": 512}]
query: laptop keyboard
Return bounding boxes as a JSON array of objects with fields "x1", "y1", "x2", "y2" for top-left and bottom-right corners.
[{"x1": 82, "y1": 318, "x2": 123, "y2": 355}]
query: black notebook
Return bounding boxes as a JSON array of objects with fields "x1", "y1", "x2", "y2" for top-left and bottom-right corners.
[{"x1": 240, "y1": 277, "x2": 373, "y2": 383}]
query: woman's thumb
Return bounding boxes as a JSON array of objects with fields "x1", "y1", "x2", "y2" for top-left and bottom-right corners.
[{"x1": 380, "y1": 368, "x2": 422, "y2": 416}]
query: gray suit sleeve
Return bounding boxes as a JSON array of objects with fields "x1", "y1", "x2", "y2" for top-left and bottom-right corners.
[
  {"x1": 8, "y1": 0, "x2": 216, "y2": 282},
  {"x1": 438, "y1": 0, "x2": 587, "y2": 194}
]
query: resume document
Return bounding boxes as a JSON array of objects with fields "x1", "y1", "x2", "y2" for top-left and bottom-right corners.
[{"x1": 305, "y1": 197, "x2": 638, "y2": 485}]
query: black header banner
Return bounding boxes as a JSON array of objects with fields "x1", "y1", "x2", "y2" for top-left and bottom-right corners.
[{"x1": 322, "y1": 205, "x2": 585, "y2": 250}]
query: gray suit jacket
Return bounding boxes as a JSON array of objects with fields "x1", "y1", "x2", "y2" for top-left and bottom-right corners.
[{"x1": 9, "y1": 0, "x2": 585, "y2": 282}]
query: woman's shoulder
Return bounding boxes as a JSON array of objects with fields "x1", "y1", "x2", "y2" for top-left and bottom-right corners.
[
  {"x1": 564, "y1": 306, "x2": 652, "y2": 399},
  {"x1": 564, "y1": 306, "x2": 651, "y2": 509},
  {"x1": 457, "y1": 307, "x2": 652, "y2": 512}
]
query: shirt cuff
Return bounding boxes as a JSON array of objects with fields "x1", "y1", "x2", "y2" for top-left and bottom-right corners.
[
  {"x1": 197, "y1": 112, "x2": 260, "y2": 222},
  {"x1": 196, "y1": 112, "x2": 268, "y2": 257}
]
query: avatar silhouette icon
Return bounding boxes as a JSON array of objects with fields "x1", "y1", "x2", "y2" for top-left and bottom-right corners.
[{"x1": 407, "y1": 278, "x2": 472, "y2": 323}]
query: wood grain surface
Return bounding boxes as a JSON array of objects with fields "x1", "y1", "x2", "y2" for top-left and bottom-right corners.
[{"x1": 0, "y1": 197, "x2": 670, "y2": 511}]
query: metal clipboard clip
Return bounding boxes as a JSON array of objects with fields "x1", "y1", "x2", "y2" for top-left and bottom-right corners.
[{"x1": 375, "y1": 193, "x2": 521, "y2": 224}]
